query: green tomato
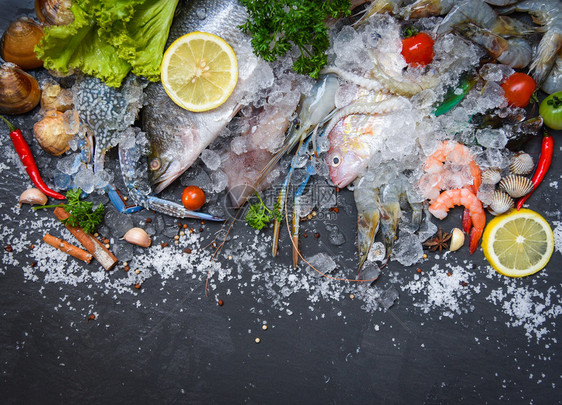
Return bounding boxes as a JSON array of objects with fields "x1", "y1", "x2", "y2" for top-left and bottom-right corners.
[{"x1": 539, "y1": 91, "x2": 562, "y2": 130}]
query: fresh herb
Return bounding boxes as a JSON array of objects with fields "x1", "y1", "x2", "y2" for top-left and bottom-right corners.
[
  {"x1": 34, "y1": 188, "x2": 105, "y2": 234},
  {"x1": 245, "y1": 192, "x2": 282, "y2": 230},
  {"x1": 239, "y1": 0, "x2": 351, "y2": 78}
]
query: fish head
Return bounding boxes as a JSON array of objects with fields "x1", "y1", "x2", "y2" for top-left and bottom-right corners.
[
  {"x1": 326, "y1": 144, "x2": 368, "y2": 188},
  {"x1": 326, "y1": 119, "x2": 371, "y2": 188},
  {"x1": 148, "y1": 154, "x2": 184, "y2": 194},
  {"x1": 145, "y1": 107, "x2": 202, "y2": 194}
]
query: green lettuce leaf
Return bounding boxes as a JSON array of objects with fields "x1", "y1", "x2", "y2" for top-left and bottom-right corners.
[
  {"x1": 35, "y1": 0, "x2": 179, "y2": 87},
  {"x1": 95, "y1": 0, "x2": 180, "y2": 81},
  {"x1": 35, "y1": 2, "x2": 131, "y2": 87}
]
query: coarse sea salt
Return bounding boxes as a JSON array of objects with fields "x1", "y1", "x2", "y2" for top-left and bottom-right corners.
[{"x1": 401, "y1": 263, "x2": 481, "y2": 318}]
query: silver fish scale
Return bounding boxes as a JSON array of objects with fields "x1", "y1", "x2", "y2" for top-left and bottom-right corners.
[
  {"x1": 73, "y1": 75, "x2": 146, "y2": 171},
  {"x1": 168, "y1": 0, "x2": 248, "y2": 45}
]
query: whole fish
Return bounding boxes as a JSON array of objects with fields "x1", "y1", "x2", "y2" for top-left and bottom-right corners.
[{"x1": 143, "y1": 0, "x2": 273, "y2": 194}]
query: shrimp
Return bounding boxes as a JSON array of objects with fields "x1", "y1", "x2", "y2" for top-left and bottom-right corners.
[
  {"x1": 428, "y1": 188, "x2": 486, "y2": 254},
  {"x1": 354, "y1": 0, "x2": 406, "y2": 25},
  {"x1": 400, "y1": 0, "x2": 460, "y2": 19},
  {"x1": 436, "y1": 0, "x2": 499, "y2": 35},
  {"x1": 354, "y1": 179, "x2": 382, "y2": 269},
  {"x1": 498, "y1": 0, "x2": 562, "y2": 85},
  {"x1": 437, "y1": 0, "x2": 536, "y2": 37},
  {"x1": 421, "y1": 140, "x2": 482, "y2": 202},
  {"x1": 454, "y1": 23, "x2": 533, "y2": 68},
  {"x1": 541, "y1": 54, "x2": 562, "y2": 94}
]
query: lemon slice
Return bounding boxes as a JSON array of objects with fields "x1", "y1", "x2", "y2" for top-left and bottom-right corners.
[
  {"x1": 482, "y1": 208, "x2": 554, "y2": 277},
  {"x1": 160, "y1": 32, "x2": 238, "y2": 112}
]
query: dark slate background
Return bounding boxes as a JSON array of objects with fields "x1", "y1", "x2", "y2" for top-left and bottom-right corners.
[{"x1": 1, "y1": 1, "x2": 561, "y2": 403}]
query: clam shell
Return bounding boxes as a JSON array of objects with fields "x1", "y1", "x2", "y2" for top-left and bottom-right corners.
[
  {"x1": 499, "y1": 174, "x2": 534, "y2": 198},
  {"x1": 481, "y1": 167, "x2": 502, "y2": 185},
  {"x1": 0, "y1": 17, "x2": 44, "y2": 70},
  {"x1": 509, "y1": 152, "x2": 534, "y2": 175},
  {"x1": 33, "y1": 110, "x2": 76, "y2": 155},
  {"x1": 0, "y1": 62, "x2": 41, "y2": 115},
  {"x1": 35, "y1": 0, "x2": 74, "y2": 26},
  {"x1": 488, "y1": 190, "x2": 514, "y2": 216}
]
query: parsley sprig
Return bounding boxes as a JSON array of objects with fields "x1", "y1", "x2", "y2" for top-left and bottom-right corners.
[
  {"x1": 245, "y1": 192, "x2": 282, "y2": 230},
  {"x1": 34, "y1": 188, "x2": 105, "y2": 234},
  {"x1": 239, "y1": 0, "x2": 351, "y2": 78}
]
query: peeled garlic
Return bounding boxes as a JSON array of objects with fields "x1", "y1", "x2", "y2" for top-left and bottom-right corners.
[
  {"x1": 19, "y1": 188, "x2": 48, "y2": 206},
  {"x1": 123, "y1": 227, "x2": 151, "y2": 248},
  {"x1": 449, "y1": 228, "x2": 465, "y2": 252}
]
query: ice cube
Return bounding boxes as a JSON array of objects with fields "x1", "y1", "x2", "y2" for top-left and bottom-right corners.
[
  {"x1": 73, "y1": 167, "x2": 95, "y2": 194},
  {"x1": 391, "y1": 232, "x2": 423, "y2": 266},
  {"x1": 306, "y1": 253, "x2": 337, "y2": 274},
  {"x1": 112, "y1": 240, "x2": 134, "y2": 262},
  {"x1": 210, "y1": 170, "x2": 228, "y2": 193},
  {"x1": 357, "y1": 262, "x2": 380, "y2": 281},
  {"x1": 53, "y1": 171, "x2": 73, "y2": 190},
  {"x1": 93, "y1": 169, "x2": 112, "y2": 190},
  {"x1": 201, "y1": 149, "x2": 221, "y2": 171},
  {"x1": 57, "y1": 154, "x2": 82, "y2": 175},
  {"x1": 476, "y1": 128, "x2": 508, "y2": 149},
  {"x1": 230, "y1": 137, "x2": 247, "y2": 155},
  {"x1": 378, "y1": 287, "x2": 399, "y2": 310},
  {"x1": 327, "y1": 226, "x2": 346, "y2": 246}
]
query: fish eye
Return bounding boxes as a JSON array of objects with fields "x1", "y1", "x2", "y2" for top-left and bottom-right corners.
[
  {"x1": 330, "y1": 155, "x2": 341, "y2": 167},
  {"x1": 150, "y1": 158, "x2": 162, "y2": 171}
]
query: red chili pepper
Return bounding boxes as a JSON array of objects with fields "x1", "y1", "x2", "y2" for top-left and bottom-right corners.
[
  {"x1": 516, "y1": 131, "x2": 554, "y2": 210},
  {"x1": 1, "y1": 115, "x2": 65, "y2": 200}
]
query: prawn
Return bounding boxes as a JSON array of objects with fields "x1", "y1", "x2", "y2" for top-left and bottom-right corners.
[
  {"x1": 428, "y1": 188, "x2": 486, "y2": 254},
  {"x1": 498, "y1": 0, "x2": 562, "y2": 85},
  {"x1": 454, "y1": 23, "x2": 533, "y2": 68},
  {"x1": 421, "y1": 140, "x2": 482, "y2": 235},
  {"x1": 541, "y1": 54, "x2": 562, "y2": 95},
  {"x1": 437, "y1": 0, "x2": 536, "y2": 37},
  {"x1": 421, "y1": 140, "x2": 482, "y2": 202}
]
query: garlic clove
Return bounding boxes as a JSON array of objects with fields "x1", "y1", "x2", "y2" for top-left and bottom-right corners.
[
  {"x1": 123, "y1": 227, "x2": 151, "y2": 248},
  {"x1": 449, "y1": 228, "x2": 465, "y2": 252},
  {"x1": 19, "y1": 188, "x2": 48, "y2": 206}
]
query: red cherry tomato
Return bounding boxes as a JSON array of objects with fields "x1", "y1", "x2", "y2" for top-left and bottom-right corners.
[
  {"x1": 401, "y1": 32, "x2": 435, "y2": 67},
  {"x1": 182, "y1": 186, "x2": 206, "y2": 210},
  {"x1": 501, "y1": 72, "x2": 536, "y2": 108}
]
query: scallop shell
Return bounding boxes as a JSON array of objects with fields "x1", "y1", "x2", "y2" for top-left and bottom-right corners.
[
  {"x1": 488, "y1": 190, "x2": 514, "y2": 216},
  {"x1": 499, "y1": 175, "x2": 534, "y2": 198},
  {"x1": 509, "y1": 152, "x2": 534, "y2": 175},
  {"x1": 481, "y1": 167, "x2": 502, "y2": 185}
]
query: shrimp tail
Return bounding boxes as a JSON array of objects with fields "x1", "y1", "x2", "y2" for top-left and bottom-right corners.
[{"x1": 469, "y1": 226, "x2": 483, "y2": 255}]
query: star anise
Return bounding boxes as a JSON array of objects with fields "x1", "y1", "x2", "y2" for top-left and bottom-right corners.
[{"x1": 423, "y1": 228, "x2": 452, "y2": 252}]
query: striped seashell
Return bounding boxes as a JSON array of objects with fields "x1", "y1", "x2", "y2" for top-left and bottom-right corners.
[
  {"x1": 499, "y1": 174, "x2": 534, "y2": 198},
  {"x1": 481, "y1": 167, "x2": 502, "y2": 185},
  {"x1": 509, "y1": 152, "x2": 534, "y2": 175},
  {"x1": 487, "y1": 190, "x2": 514, "y2": 216}
]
